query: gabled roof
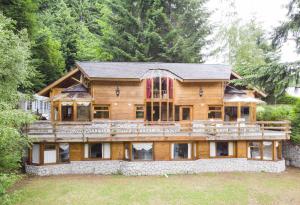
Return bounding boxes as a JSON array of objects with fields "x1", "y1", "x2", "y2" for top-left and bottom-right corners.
[
  {"x1": 76, "y1": 62, "x2": 232, "y2": 81},
  {"x1": 62, "y1": 84, "x2": 87, "y2": 93}
]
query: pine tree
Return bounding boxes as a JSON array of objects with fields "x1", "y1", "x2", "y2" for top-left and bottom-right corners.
[{"x1": 99, "y1": 0, "x2": 210, "y2": 62}]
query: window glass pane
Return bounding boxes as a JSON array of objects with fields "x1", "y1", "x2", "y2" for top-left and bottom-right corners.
[
  {"x1": 45, "y1": 144, "x2": 56, "y2": 150},
  {"x1": 175, "y1": 106, "x2": 180, "y2": 121},
  {"x1": 77, "y1": 105, "x2": 90, "y2": 121},
  {"x1": 153, "y1": 77, "x2": 160, "y2": 98},
  {"x1": 90, "y1": 143, "x2": 102, "y2": 158},
  {"x1": 59, "y1": 143, "x2": 69, "y2": 162},
  {"x1": 182, "y1": 108, "x2": 190, "y2": 120},
  {"x1": 62, "y1": 105, "x2": 73, "y2": 121},
  {"x1": 208, "y1": 111, "x2": 222, "y2": 119},
  {"x1": 216, "y1": 142, "x2": 228, "y2": 156},
  {"x1": 161, "y1": 78, "x2": 167, "y2": 99},
  {"x1": 153, "y1": 102, "x2": 159, "y2": 121},
  {"x1": 169, "y1": 103, "x2": 173, "y2": 121},
  {"x1": 132, "y1": 143, "x2": 153, "y2": 160},
  {"x1": 146, "y1": 102, "x2": 151, "y2": 121},
  {"x1": 225, "y1": 106, "x2": 237, "y2": 121},
  {"x1": 248, "y1": 142, "x2": 261, "y2": 159},
  {"x1": 209, "y1": 106, "x2": 221, "y2": 111},
  {"x1": 173, "y1": 143, "x2": 189, "y2": 159},
  {"x1": 94, "y1": 106, "x2": 109, "y2": 119},
  {"x1": 263, "y1": 141, "x2": 273, "y2": 160},
  {"x1": 95, "y1": 106, "x2": 109, "y2": 110},
  {"x1": 161, "y1": 102, "x2": 167, "y2": 121},
  {"x1": 136, "y1": 111, "x2": 144, "y2": 119},
  {"x1": 241, "y1": 106, "x2": 250, "y2": 121}
]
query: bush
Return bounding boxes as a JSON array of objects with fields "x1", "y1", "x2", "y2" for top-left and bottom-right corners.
[
  {"x1": 291, "y1": 100, "x2": 300, "y2": 143},
  {"x1": 277, "y1": 94, "x2": 299, "y2": 105},
  {"x1": 0, "y1": 173, "x2": 22, "y2": 205},
  {"x1": 256, "y1": 104, "x2": 293, "y2": 121}
]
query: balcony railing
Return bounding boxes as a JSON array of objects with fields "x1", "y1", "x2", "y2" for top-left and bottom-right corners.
[{"x1": 24, "y1": 120, "x2": 291, "y2": 142}]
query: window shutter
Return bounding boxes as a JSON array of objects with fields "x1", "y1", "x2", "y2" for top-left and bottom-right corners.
[
  {"x1": 168, "y1": 78, "x2": 173, "y2": 98},
  {"x1": 103, "y1": 143, "x2": 111, "y2": 159},
  {"x1": 188, "y1": 143, "x2": 192, "y2": 159},
  {"x1": 171, "y1": 143, "x2": 174, "y2": 159},
  {"x1": 84, "y1": 144, "x2": 89, "y2": 158},
  {"x1": 210, "y1": 142, "x2": 216, "y2": 157},
  {"x1": 229, "y1": 142, "x2": 234, "y2": 156},
  {"x1": 146, "y1": 79, "x2": 152, "y2": 99}
]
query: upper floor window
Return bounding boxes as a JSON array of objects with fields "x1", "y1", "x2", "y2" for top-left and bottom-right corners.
[
  {"x1": 94, "y1": 105, "x2": 109, "y2": 119},
  {"x1": 208, "y1": 106, "x2": 222, "y2": 119},
  {"x1": 146, "y1": 78, "x2": 173, "y2": 99},
  {"x1": 135, "y1": 105, "x2": 144, "y2": 119}
]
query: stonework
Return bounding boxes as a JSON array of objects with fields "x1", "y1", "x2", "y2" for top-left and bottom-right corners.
[
  {"x1": 26, "y1": 159, "x2": 286, "y2": 176},
  {"x1": 283, "y1": 141, "x2": 300, "y2": 168}
]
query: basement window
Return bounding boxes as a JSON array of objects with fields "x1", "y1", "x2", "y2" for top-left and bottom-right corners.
[
  {"x1": 216, "y1": 142, "x2": 229, "y2": 156},
  {"x1": 248, "y1": 142, "x2": 261, "y2": 160},
  {"x1": 172, "y1": 143, "x2": 190, "y2": 159},
  {"x1": 263, "y1": 141, "x2": 273, "y2": 160},
  {"x1": 58, "y1": 143, "x2": 69, "y2": 163},
  {"x1": 132, "y1": 143, "x2": 153, "y2": 160}
]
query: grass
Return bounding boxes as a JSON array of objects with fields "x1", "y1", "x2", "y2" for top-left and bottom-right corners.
[{"x1": 6, "y1": 168, "x2": 300, "y2": 205}]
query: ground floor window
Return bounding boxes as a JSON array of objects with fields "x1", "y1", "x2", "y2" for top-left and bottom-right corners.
[
  {"x1": 172, "y1": 143, "x2": 191, "y2": 159},
  {"x1": 132, "y1": 143, "x2": 153, "y2": 160},
  {"x1": 94, "y1": 105, "x2": 110, "y2": 119},
  {"x1": 208, "y1": 106, "x2": 222, "y2": 119},
  {"x1": 135, "y1": 105, "x2": 144, "y2": 119},
  {"x1": 61, "y1": 104, "x2": 73, "y2": 121},
  {"x1": 77, "y1": 103, "x2": 90, "y2": 121},
  {"x1": 225, "y1": 106, "x2": 238, "y2": 121}
]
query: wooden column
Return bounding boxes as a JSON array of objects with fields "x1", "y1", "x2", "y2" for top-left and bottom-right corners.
[
  {"x1": 58, "y1": 101, "x2": 62, "y2": 121},
  {"x1": 73, "y1": 101, "x2": 77, "y2": 121}
]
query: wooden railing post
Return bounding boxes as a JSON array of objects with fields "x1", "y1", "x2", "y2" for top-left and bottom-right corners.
[{"x1": 261, "y1": 123, "x2": 264, "y2": 139}]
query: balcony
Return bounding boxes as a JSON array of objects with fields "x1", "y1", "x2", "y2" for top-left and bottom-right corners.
[{"x1": 24, "y1": 120, "x2": 291, "y2": 142}]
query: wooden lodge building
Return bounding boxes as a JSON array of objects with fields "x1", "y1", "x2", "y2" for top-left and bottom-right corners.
[{"x1": 25, "y1": 62, "x2": 291, "y2": 175}]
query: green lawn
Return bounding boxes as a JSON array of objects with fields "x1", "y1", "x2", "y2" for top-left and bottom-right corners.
[{"x1": 7, "y1": 168, "x2": 300, "y2": 205}]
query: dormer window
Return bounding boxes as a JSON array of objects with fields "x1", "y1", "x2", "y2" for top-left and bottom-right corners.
[{"x1": 146, "y1": 77, "x2": 173, "y2": 99}]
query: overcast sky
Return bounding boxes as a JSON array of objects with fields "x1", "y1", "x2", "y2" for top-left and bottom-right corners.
[{"x1": 205, "y1": 0, "x2": 299, "y2": 63}]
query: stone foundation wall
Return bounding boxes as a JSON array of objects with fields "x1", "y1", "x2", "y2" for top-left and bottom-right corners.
[
  {"x1": 26, "y1": 159, "x2": 285, "y2": 176},
  {"x1": 283, "y1": 141, "x2": 300, "y2": 168}
]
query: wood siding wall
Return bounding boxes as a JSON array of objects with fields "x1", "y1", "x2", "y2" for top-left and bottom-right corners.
[
  {"x1": 70, "y1": 143, "x2": 83, "y2": 161},
  {"x1": 111, "y1": 142, "x2": 125, "y2": 160},
  {"x1": 197, "y1": 141, "x2": 210, "y2": 159},
  {"x1": 92, "y1": 81, "x2": 144, "y2": 120},
  {"x1": 154, "y1": 142, "x2": 170, "y2": 160}
]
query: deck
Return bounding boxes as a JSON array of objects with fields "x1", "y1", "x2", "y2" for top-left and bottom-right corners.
[{"x1": 25, "y1": 120, "x2": 291, "y2": 142}]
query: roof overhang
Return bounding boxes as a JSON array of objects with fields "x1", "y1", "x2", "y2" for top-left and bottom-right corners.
[
  {"x1": 37, "y1": 68, "x2": 80, "y2": 97},
  {"x1": 231, "y1": 71, "x2": 267, "y2": 98}
]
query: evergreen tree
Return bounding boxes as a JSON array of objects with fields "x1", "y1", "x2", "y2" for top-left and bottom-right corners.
[{"x1": 99, "y1": 0, "x2": 210, "y2": 62}]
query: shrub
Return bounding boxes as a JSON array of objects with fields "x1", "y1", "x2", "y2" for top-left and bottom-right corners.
[
  {"x1": 256, "y1": 104, "x2": 293, "y2": 121},
  {"x1": 277, "y1": 94, "x2": 299, "y2": 105},
  {"x1": 291, "y1": 100, "x2": 300, "y2": 143}
]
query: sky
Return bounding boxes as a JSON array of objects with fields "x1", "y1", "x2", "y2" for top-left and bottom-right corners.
[{"x1": 205, "y1": 0, "x2": 299, "y2": 63}]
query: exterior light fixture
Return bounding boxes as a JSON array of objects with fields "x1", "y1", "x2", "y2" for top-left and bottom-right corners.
[
  {"x1": 199, "y1": 87, "x2": 204, "y2": 97},
  {"x1": 115, "y1": 85, "x2": 120, "y2": 97}
]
